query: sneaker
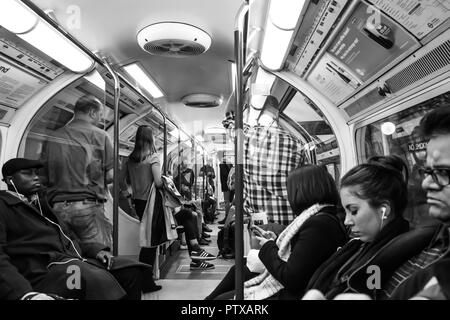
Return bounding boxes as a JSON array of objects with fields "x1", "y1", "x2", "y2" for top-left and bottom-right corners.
[
  {"x1": 190, "y1": 250, "x2": 216, "y2": 260},
  {"x1": 202, "y1": 224, "x2": 212, "y2": 233},
  {"x1": 202, "y1": 232, "x2": 211, "y2": 238},
  {"x1": 198, "y1": 238, "x2": 210, "y2": 245},
  {"x1": 190, "y1": 261, "x2": 215, "y2": 270}
]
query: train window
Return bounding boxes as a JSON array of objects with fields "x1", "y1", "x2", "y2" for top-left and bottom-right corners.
[
  {"x1": 282, "y1": 92, "x2": 341, "y2": 182},
  {"x1": 355, "y1": 91, "x2": 450, "y2": 228},
  {"x1": 17, "y1": 76, "x2": 113, "y2": 192}
]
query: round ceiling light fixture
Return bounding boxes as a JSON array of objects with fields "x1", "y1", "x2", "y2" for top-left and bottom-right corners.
[
  {"x1": 182, "y1": 93, "x2": 222, "y2": 108},
  {"x1": 137, "y1": 22, "x2": 212, "y2": 57}
]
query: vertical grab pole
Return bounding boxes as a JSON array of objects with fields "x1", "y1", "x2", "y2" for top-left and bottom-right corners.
[
  {"x1": 102, "y1": 59, "x2": 121, "y2": 256},
  {"x1": 234, "y1": 2, "x2": 249, "y2": 300},
  {"x1": 163, "y1": 120, "x2": 168, "y2": 175}
]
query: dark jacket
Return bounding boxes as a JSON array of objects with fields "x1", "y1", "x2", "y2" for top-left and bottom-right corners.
[
  {"x1": 380, "y1": 224, "x2": 450, "y2": 299},
  {"x1": 258, "y1": 206, "x2": 347, "y2": 299},
  {"x1": 0, "y1": 191, "x2": 149, "y2": 300},
  {"x1": 306, "y1": 217, "x2": 410, "y2": 299}
]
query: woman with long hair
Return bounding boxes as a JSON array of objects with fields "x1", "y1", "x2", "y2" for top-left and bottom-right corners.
[
  {"x1": 206, "y1": 164, "x2": 347, "y2": 300},
  {"x1": 303, "y1": 155, "x2": 410, "y2": 300},
  {"x1": 119, "y1": 125, "x2": 162, "y2": 292}
]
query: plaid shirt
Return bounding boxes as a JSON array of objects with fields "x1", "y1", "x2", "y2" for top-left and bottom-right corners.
[{"x1": 244, "y1": 125, "x2": 306, "y2": 225}]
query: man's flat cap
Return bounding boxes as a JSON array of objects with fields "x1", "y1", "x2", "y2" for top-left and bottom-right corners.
[{"x1": 2, "y1": 158, "x2": 43, "y2": 179}]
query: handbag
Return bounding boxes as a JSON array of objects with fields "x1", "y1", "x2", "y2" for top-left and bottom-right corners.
[{"x1": 140, "y1": 183, "x2": 178, "y2": 247}]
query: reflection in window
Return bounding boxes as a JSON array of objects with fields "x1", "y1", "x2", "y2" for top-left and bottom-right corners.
[
  {"x1": 355, "y1": 91, "x2": 450, "y2": 228},
  {"x1": 282, "y1": 92, "x2": 341, "y2": 182}
]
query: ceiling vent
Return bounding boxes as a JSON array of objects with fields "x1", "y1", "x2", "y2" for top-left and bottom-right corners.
[
  {"x1": 137, "y1": 22, "x2": 212, "y2": 57},
  {"x1": 182, "y1": 93, "x2": 222, "y2": 108}
]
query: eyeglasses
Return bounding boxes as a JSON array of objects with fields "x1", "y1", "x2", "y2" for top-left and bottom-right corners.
[{"x1": 418, "y1": 167, "x2": 450, "y2": 188}]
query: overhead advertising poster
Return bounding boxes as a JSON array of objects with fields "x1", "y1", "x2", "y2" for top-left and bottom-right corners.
[
  {"x1": 371, "y1": 0, "x2": 450, "y2": 39},
  {"x1": 307, "y1": 52, "x2": 362, "y2": 104},
  {"x1": 0, "y1": 58, "x2": 47, "y2": 109},
  {"x1": 327, "y1": 1, "x2": 419, "y2": 83}
]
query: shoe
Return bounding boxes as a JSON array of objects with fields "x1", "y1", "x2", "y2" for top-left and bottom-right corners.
[
  {"x1": 223, "y1": 252, "x2": 235, "y2": 259},
  {"x1": 143, "y1": 284, "x2": 162, "y2": 293},
  {"x1": 180, "y1": 244, "x2": 188, "y2": 250},
  {"x1": 202, "y1": 232, "x2": 211, "y2": 238},
  {"x1": 198, "y1": 238, "x2": 210, "y2": 245},
  {"x1": 202, "y1": 224, "x2": 212, "y2": 233},
  {"x1": 190, "y1": 261, "x2": 215, "y2": 270},
  {"x1": 176, "y1": 226, "x2": 185, "y2": 234},
  {"x1": 202, "y1": 237, "x2": 212, "y2": 243},
  {"x1": 190, "y1": 250, "x2": 216, "y2": 260}
]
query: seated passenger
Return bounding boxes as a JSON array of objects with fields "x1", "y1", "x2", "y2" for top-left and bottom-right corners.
[
  {"x1": 321, "y1": 107, "x2": 450, "y2": 301},
  {"x1": 377, "y1": 106, "x2": 450, "y2": 299},
  {"x1": 205, "y1": 164, "x2": 347, "y2": 300},
  {"x1": 0, "y1": 158, "x2": 152, "y2": 300},
  {"x1": 302, "y1": 155, "x2": 410, "y2": 299},
  {"x1": 173, "y1": 206, "x2": 216, "y2": 270}
]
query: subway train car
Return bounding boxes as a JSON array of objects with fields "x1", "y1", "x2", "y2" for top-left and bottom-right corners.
[{"x1": 0, "y1": 0, "x2": 449, "y2": 302}]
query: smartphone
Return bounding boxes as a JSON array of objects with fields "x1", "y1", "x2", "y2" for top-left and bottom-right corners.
[{"x1": 251, "y1": 225, "x2": 266, "y2": 238}]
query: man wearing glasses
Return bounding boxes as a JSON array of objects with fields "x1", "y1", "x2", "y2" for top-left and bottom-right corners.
[{"x1": 381, "y1": 106, "x2": 450, "y2": 299}]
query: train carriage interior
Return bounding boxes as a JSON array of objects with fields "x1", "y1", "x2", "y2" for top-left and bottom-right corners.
[{"x1": 0, "y1": 0, "x2": 449, "y2": 301}]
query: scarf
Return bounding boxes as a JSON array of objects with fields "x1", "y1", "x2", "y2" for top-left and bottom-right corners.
[
  {"x1": 306, "y1": 216, "x2": 409, "y2": 299},
  {"x1": 242, "y1": 204, "x2": 329, "y2": 300}
]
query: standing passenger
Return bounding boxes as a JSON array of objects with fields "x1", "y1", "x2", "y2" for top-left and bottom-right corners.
[
  {"x1": 118, "y1": 125, "x2": 162, "y2": 292},
  {"x1": 45, "y1": 95, "x2": 113, "y2": 248}
]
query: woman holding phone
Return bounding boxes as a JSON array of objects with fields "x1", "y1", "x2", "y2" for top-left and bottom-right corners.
[{"x1": 205, "y1": 165, "x2": 347, "y2": 300}]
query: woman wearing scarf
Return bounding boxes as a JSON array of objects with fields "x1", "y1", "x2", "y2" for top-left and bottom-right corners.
[
  {"x1": 303, "y1": 155, "x2": 410, "y2": 300},
  {"x1": 206, "y1": 164, "x2": 347, "y2": 300}
]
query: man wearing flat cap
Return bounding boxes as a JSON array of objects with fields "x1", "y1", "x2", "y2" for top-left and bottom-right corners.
[{"x1": 0, "y1": 158, "x2": 152, "y2": 300}]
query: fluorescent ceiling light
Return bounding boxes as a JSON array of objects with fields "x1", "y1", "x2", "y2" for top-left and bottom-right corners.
[
  {"x1": 169, "y1": 128, "x2": 180, "y2": 139},
  {"x1": 231, "y1": 62, "x2": 236, "y2": 93},
  {"x1": 260, "y1": 19, "x2": 293, "y2": 70},
  {"x1": 250, "y1": 68, "x2": 276, "y2": 109},
  {"x1": 123, "y1": 63, "x2": 164, "y2": 98},
  {"x1": 250, "y1": 95, "x2": 267, "y2": 110},
  {"x1": 170, "y1": 128, "x2": 190, "y2": 141},
  {"x1": 1, "y1": 1, "x2": 94, "y2": 73},
  {"x1": 0, "y1": 0, "x2": 38, "y2": 34},
  {"x1": 251, "y1": 68, "x2": 276, "y2": 96},
  {"x1": 84, "y1": 70, "x2": 105, "y2": 91},
  {"x1": 205, "y1": 127, "x2": 226, "y2": 135},
  {"x1": 255, "y1": 68, "x2": 276, "y2": 90},
  {"x1": 183, "y1": 140, "x2": 192, "y2": 148},
  {"x1": 269, "y1": 0, "x2": 306, "y2": 30},
  {"x1": 195, "y1": 135, "x2": 204, "y2": 142},
  {"x1": 19, "y1": 20, "x2": 94, "y2": 73},
  {"x1": 179, "y1": 131, "x2": 189, "y2": 141}
]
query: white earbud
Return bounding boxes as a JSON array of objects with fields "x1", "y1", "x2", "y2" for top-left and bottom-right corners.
[
  {"x1": 9, "y1": 178, "x2": 19, "y2": 194},
  {"x1": 381, "y1": 208, "x2": 387, "y2": 220}
]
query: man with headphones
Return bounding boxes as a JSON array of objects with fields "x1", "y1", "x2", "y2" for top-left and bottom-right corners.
[{"x1": 0, "y1": 158, "x2": 152, "y2": 300}]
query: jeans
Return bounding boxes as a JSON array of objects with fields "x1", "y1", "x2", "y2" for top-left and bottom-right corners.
[{"x1": 53, "y1": 200, "x2": 113, "y2": 248}]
